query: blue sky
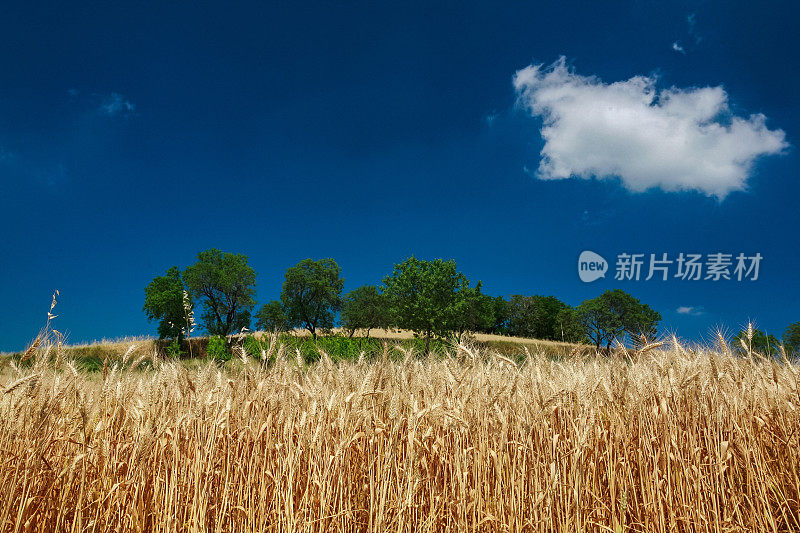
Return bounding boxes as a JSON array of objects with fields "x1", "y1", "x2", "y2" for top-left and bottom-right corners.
[{"x1": 1, "y1": 0, "x2": 797, "y2": 351}]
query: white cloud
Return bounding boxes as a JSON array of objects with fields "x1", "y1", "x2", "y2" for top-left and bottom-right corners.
[
  {"x1": 484, "y1": 111, "x2": 500, "y2": 127},
  {"x1": 513, "y1": 58, "x2": 788, "y2": 198},
  {"x1": 100, "y1": 93, "x2": 135, "y2": 116},
  {"x1": 687, "y1": 13, "x2": 701, "y2": 44},
  {"x1": 677, "y1": 306, "x2": 705, "y2": 316},
  {"x1": 672, "y1": 41, "x2": 686, "y2": 55}
]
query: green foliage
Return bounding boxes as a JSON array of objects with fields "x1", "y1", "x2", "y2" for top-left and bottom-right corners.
[
  {"x1": 139, "y1": 253, "x2": 674, "y2": 359},
  {"x1": 255, "y1": 300, "x2": 289, "y2": 332},
  {"x1": 735, "y1": 328, "x2": 781, "y2": 357},
  {"x1": 76, "y1": 355, "x2": 105, "y2": 373},
  {"x1": 207, "y1": 335, "x2": 231, "y2": 361},
  {"x1": 242, "y1": 335, "x2": 265, "y2": 356},
  {"x1": 240, "y1": 334, "x2": 277, "y2": 364},
  {"x1": 451, "y1": 284, "x2": 495, "y2": 337},
  {"x1": 576, "y1": 289, "x2": 661, "y2": 351},
  {"x1": 382, "y1": 257, "x2": 475, "y2": 350},
  {"x1": 396, "y1": 336, "x2": 450, "y2": 354},
  {"x1": 165, "y1": 338, "x2": 184, "y2": 358},
  {"x1": 506, "y1": 295, "x2": 569, "y2": 340},
  {"x1": 277, "y1": 334, "x2": 451, "y2": 364},
  {"x1": 183, "y1": 249, "x2": 256, "y2": 336},
  {"x1": 487, "y1": 296, "x2": 509, "y2": 334},
  {"x1": 340, "y1": 285, "x2": 391, "y2": 337},
  {"x1": 281, "y1": 258, "x2": 344, "y2": 339},
  {"x1": 783, "y1": 322, "x2": 800, "y2": 356},
  {"x1": 143, "y1": 266, "x2": 192, "y2": 341},
  {"x1": 554, "y1": 307, "x2": 589, "y2": 343},
  {"x1": 279, "y1": 334, "x2": 383, "y2": 363}
]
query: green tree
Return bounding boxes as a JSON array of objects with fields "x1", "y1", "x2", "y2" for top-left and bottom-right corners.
[
  {"x1": 488, "y1": 296, "x2": 509, "y2": 334},
  {"x1": 382, "y1": 257, "x2": 473, "y2": 352},
  {"x1": 143, "y1": 266, "x2": 193, "y2": 342},
  {"x1": 555, "y1": 307, "x2": 588, "y2": 344},
  {"x1": 340, "y1": 285, "x2": 391, "y2": 338},
  {"x1": 255, "y1": 300, "x2": 290, "y2": 332},
  {"x1": 451, "y1": 284, "x2": 495, "y2": 338},
  {"x1": 506, "y1": 295, "x2": 570, "y2": 340},
  {"x1": 575, "y1": 289, "x2": 661, "y2": 353},
  {"x1": 281, "y1": 258, "x2": 344, "y2": 340},
  {"x1": 784, "y1": 322, "x2": 800, "y2": 357},
  {"x1": 735, "y1": 327, "x2": 781, "y2": 357},
  {"x1": 183, "y1": 249, "x2": 256, "y2": 337}
]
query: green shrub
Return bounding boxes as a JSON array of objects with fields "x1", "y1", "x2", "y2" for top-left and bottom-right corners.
[
  {"x1": 398, "y1": 336, "x2": 449, "y2": 355},
  {"x1": 275, "y1": 334, "x2": 385, "y2": 364},
  {"x1": 241, "y1": 335, "x2": 279, "y2": 366},
  {"x1": 76, "y1": 354, "x2": 105, "y2": 373},
  {"x1": 316, "y1": 335, "x2": 384, "y2": 360},
  {"x1": 207, "y1": 335, "x2": 231, "y2": 362},
  {"x1": 242, "y1": 335, "x2": 265, "y2": 357},
  {"x1": 166, "y1": 339, "x2": 184, "y2": 358}
]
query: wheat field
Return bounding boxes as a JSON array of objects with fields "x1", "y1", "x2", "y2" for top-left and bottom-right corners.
[{"x1": 1, "y1": 331, "x2": 799, "y2": 532}]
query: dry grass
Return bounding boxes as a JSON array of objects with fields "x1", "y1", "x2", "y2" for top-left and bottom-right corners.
[
  {"x1": 1, "y1": 326, "x2": 800, "y2": 532},
  {"x1": 322, "y1": 327, "x2": 576, "y2": 347},
  {"x1": 1, "y1": 329, "x2": 580, "y2": 362}
]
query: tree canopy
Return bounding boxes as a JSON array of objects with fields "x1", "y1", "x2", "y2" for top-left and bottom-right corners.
[
  {"x1": 783, "y1": 322, "x2": 800, "y2": 357},
  {"x1": 487, "y1": 296, "x2": 509, "y2": 334},
  {"x1": 340, "y1": 285, "x2": 391, "y2": 338},
  {"x1": 143, "y1": 266, "x2": 193, "y2": 342},
  {"x1": 735, "y1": 327, "x2": 781, "y2": 357},
  {"x1": 575, "y1": 289, "x2": 661, "y2": 352},
  {"x1": 255, "y1": 300, "x2": 289, "y2": 332},
  {"x1": 505, "y1": 295, "x2": 569, "y2": 340},
  {"x1": 382, "y1": 257, "x2": 474, "y2": 351},
  {"x1": 554, "y1": 306, "x2": 589, "y2": 344},
  {"x1": 450, "y1": 284, "x2": 495, "y2": 338},
  {"x1": 183, "y1": 249, "x2": 256, "y2": 336},
  {"x1": 281, "y1": 258, "x2": 344, "y2": 339},
  {"x1": 142, "y1": 251, "x2": 681, "y2": 356}
]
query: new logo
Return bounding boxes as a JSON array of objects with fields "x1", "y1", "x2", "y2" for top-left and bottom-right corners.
[{"x1": 578, "y1": 251, "x2": 607, "y2": 283}]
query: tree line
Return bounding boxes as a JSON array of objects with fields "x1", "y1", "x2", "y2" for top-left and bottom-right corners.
[{"x1": 144, "y1": 248, "x2": 800, "y2": 355}]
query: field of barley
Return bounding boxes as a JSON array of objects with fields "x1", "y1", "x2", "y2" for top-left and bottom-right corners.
[{"x1": 1, "y1": 331, "x2": 799, "y2": 532}]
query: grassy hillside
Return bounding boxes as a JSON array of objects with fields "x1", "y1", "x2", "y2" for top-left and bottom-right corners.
[{"x1": 1, "y1": 328, "x2": 586, "y2": 371}]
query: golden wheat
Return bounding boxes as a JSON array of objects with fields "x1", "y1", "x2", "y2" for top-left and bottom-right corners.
[{"x1": 1, "y1": 334, "x2": 799, "y2": 532}]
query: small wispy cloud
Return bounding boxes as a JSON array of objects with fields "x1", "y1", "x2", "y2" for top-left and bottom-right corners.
[
  {"x1": 578, "y1": 207, "x2": 616, "y2": 227},
  {"x1": 484, "y1": 111, "x2": 501, "y2": 127},
  {"x1": 687, "y1": 13, "x2": 701, "y2": 44},
  {"x1": 100, "y1": 93, "x2": 136, "y2": 117},
  {"x1": 670, "y1": 13, "x2": 701, "y2": 55},
  {"x1": 677, "y1": 306, "x2": 705, "y2": 316}
]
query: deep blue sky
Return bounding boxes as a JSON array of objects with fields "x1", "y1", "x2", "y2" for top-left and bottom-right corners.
[{"x1": 1, "y1": 0, "x2": 797, "y2": 351}]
